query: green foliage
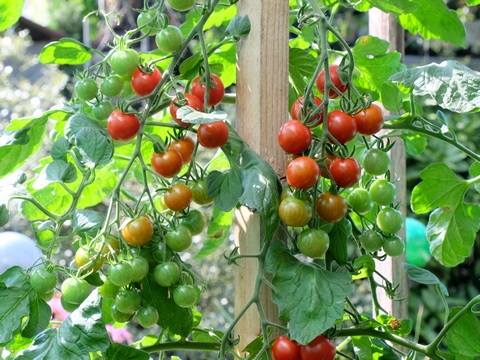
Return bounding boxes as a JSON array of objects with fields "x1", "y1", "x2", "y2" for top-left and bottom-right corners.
[{"x1": 0, "y1": 0, "x2": 23, "y2": 31}]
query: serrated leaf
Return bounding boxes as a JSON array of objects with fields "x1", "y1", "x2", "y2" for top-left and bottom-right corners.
[
  {"x1": 390, "y1": 61, "x2": 480, "y2": 113},
  {"x1": 72, "y1": 210, "x2": 105, "y2": 237},
  {"x1": 398, "y1": 0, "x2": 466, "y2": 47},
  {"x1": 226, "y1": 15, "x2": 251, "y2": 40},
  {"x1": 289, "y1": 48, "x2": 317, "y2": 101},
  {"x1": 381, "y1": 82, "x2": 403, "y2": 113},
  {"x1": 194, "y1": 207, "x2": 233, "y2": 259},
  {"x1": 33, "y1": 160, "x2": 77, "y2": 190},
  {"x1": 38, "y1": 38, "x2": 93, "y2": 65},
  {"x1": 266, "y1": 242, "x2": 353, "y2": 345},
  {"x1": 64, "y1": 113, "x2": 106, "y2": 144},
  {"x1": 207, "y1": 170, "x2": 243, "y2": 212},
  {"x1": 366, "y1": 0, "x2": 419, "y2": 15},
  {"x1": 51, "y1": 137, "x2": 71, "y2": 161},
  {"x1": 21, "y1": 297, "x2": 51, "y2": 339},
  {"x1": 75, "y1": 128, "x2": 113, "y2": 167},
  {"x1": 402, "y1": 263, "x2": 448, "y2": 295},
  {"x1": 352, "y1": 337, "x2": 400, "y2": 360},
  {"x1": 177, "y1": 107, "x2": 228, "y2": 124},
  {"x1": 0, "y1": 0, "x2": 24, "y2": 31},
  {"x1": 103, "y1": 343, "x2": 150, "y2": 360},
  {"x1": 327, "y1": 218, "x2": 351, "y2": 265},
  {"x1": 446, "y1": 307, "x2": 480, "y2": 357}
]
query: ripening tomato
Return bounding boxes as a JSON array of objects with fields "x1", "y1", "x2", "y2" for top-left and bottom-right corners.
[
  {"x1": 107, "y1": 109, "x2": 140, "y2": 142},
  {"x1": 329, "y1": 157, "x2": 361, "y2": 188},
  {"x1": 290, "y1": 96, "x2": 323, "y2": 125},
  {"x1": 327, "y1": 110, "x2": 357, "y2": 144},
  {"x1": 75, "y1": 247, "x2": 103, "y2": 273},
  {"x1": 191, "y1": 179, "x2": 213, "y2": 205},
  {"x1": 278, "y1": 120, "x2": 312, "y2": 155},
  {"x1": 151, "y1": 149, "x2": 184, "y2": 178},
  {"x1": 353, "y1": 104, "x2": 384, "y2": 136},
  {"x1": 278, "y1": 196, "x2": 312, "y2": 227},
  {"x1": 164, "y1": 183, "x2": 192, "y2": 212},
  {"x1": 121, "y1": 215, "x2": 154, "y2": 246},
  {"x1": 131, "y1": 67, "x2": 162, "y2": 96},
  {"x1": 197, "y1": 121, "x2": 229, "y2": 149},
  {"x1": 271, "y1": 335, "x2": 301, "y2": 360},
  {"x1": 169, "y1": 137, "x2": 195, "y2": 165},
  {"x1": 316, "y1": 191, "x2": 347, "y2": 223},
  {"x1": 316, "y1": 65, "x2": 348, "y2": 99},
  {"x1": 286, "y1": 157, "x2": 320, "y2": 190},
  {"x1": 169, "y1": 93, "x2": 204, "y2": 127},
  {"x1": 300, "y1": 335, "x2": 336, "y2": 360},
  {"x1": 191, "y1": 74, "x2": 225, "y2": 106},
  {"x1": 319, "y1": 152, "x2": 336, "y2": 178}
]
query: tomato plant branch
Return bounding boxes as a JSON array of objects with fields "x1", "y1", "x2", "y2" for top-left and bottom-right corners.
[{"x1": 141, "y1": 341, "x2": 220, "y2": 353}]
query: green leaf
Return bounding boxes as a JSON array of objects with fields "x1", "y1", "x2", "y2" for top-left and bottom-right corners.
[
  {"x1": 365, "y1": 0, "x2": 419, "y2": 15},
  {"x1": 74, "y1": 128, "x2": 113, "y2": 167},
  {"x1": 466, "y1": 0, "x2": 480, "y2": 4},
  {"x1": 0, "y1": 267, "x2": 34, "y2": 344},
  {"x1": 266, "y1": 242, "x2": 353, "y2": 345},
  {"x1": 32, "y1": 221, "x2": 56, "y2": 254},
  {"x1": 207, "y1": 169, "x2": 243, "y2": 211},
  {"x1": 0, "y1": 126, "x2": 32, "y2": 147},
  {"x1": 51, "y1": 137, "x2": 71, "y2": 162},
  {"x1": 210, "y1": 43, "x2": 236, "y2": 88},
  {"x1": 226, "y1": 15, "x2": 251, "y2": 40},
  {"x1": 376, "y1": 315, "x2": 412, "y2": 336},
  {"x1": 0, "y1": 0, "x2": 24, "y2": 31},
  {"x1": 468, "y1": 162, "x2": 480, "y2": 193},
  {"x1": 289, "y1": 48, "x2": 317, "y2": 104},
  {"x1": 0, "y1": 203, "x2": 10, "y2": 227},
  {"x1": 194, "y1": 207, "x2": 233, "y2": 259},
  {"x1": 64, "y1": 113, "x2": 106, "y2": 144},
  {"x1": 446, "y1": 307, "x2": 480, "y2": 358},
  {"x1": 38, "y1": 38, "x2": 93, "y2": 65},
  {"x1": 352, "y1": 36, "x2": 406, "y2": 101},
  {"x1": 402, "y1": 263, "x2": 448, "y2": 295},
  {"x1": 103, "y1": 343, "x2": 150, "y2": 360},
  {"x1": 20, "y1": 182, "x2": 71, "y2": 221},
  {"x1": 398, "y1": 131, "x2": 428, "y2": 155},
  {"x1": 352, "y1": 337, "x2": 400, "y2": 360},
  {"x1": 381, "y1": 82, "x2": 403, "y2": 113},
  {"x1": 72, "y1": 210, "x2": 105, "y2": 237},
  {"x1": 352, "y1": 254, "x2": 376, "y2": 280},
  {"x1": 390, "y1": 61, "x2": 480, "y2": 113},
  {"x1": 398, "y1": 0, "x2": 466, "y2": 47},
  {"x1": 21, "y1": 297, "x2": 51, "y2": 339},
  {"x1": 327, "y1": 218, "x2": 351, "y2": 265},
  {"x1": 177, "y1": 107, "x2": 228, "y2": 124},
  {"x1": 33, "y1": 160, "x2": 77, "y2": 190}
]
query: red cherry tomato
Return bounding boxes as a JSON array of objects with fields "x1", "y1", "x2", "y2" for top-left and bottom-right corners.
[
  {"x1": 329, "y1": 157, "x2": 361, "y2": 188},
  {"x1": 131, "y1": 67, "x2": 162, "y2": 96},
  {"x1": 169, "y1": 137, "x2": 195, "y2": 165},
  {"x1": 316, "y1": 191, "x2": 348, "y2": 223},
  {"x1": 163, "y1": 183, "x2": 193, "y2": 212},
  {"x1": 300, "y1": 335, "x2": 336, "y2": 360},
  {"x1": 353, "y1": 103, "x2": 384, "y2": 136},
  {"x1": 290, "y1": 96, "x2": 323, "y2": 125},
  {"x1": 286, "y1": 157, "x2": 320, "y2": 190},
  {"x1": 327, "y1": 110, "x2": 357, "y2": 144},
  {"x1": 151, "y1": 149, "x2": 183, "y2": 178},
  {"x1": 316, "y1": 65, "x2": 348, "y2": 99},
  {"x1": 278, "y1": 120, "x2": 312, "y2": 155},
  {"x1": 169, "y1": 93, "x2": 204, "y2": 127},
  {"x1": 197, "y1": 121, "x2": 229, "y2": 149},
  {"x1": 191, "y1": 74, "x2": 225, "y2": 106},
  {"x1": 271, "y1": 335, "x2": 301, "y2": 360},
  {"x1": 107, "y1": 109, "x2": 140, "y2": 142}
]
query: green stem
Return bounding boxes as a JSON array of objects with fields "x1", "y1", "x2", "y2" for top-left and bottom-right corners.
[{"x1": 142, "y1": 341, "x2": 220, "y2": 353}]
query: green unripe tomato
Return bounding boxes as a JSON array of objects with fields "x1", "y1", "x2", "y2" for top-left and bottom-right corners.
[
  {"x1": 108, "y1": 262, "x2": 133, "y2": 287},
  {"x1": 75, "y1": 78, "x2": 98, "y2": 101},
  {"x1": 100, "y1": 75, "x2": 124, "y2": 98},
  {"x1": 137, "y1": 306, "x2": 159, "y2": 328},
  {"x1": 173, "y1": 284, "x2": 198, "y2": 308},
  {"x1": 128, "y1": 256, "x2": 150, "y2": 282},
  {"x1": 165, "y1": 225, "x2": 192, "y2": 252},
  {"x1": 182, "y1": 209, "x2": 207, "y2": 236},
  {"x1": 369, "y1": 179, "x2": 397, "y2": 206},
  {"x1": 111, "y1": 305, "x2": 132, "y2": 323},
  {"x1": 154, "y1": 261, "x2": 181, "y2": 287},
  {"x1": 61, "y1": 295, "x2": 80, "y2": 312},
  {"x1": 92, "y1": 100, "x2": 114, "y2": 121},
  {"x1": 347, "y1": 188, "x2": 374, "y2": 215},
  {"x1": 137, "y1": 9, "x2": 163, "y2": 35},
  {"x1": 115, "y1": 289, "x2": 142, "y2": 314},
  {"x1": 155, "y1": 25, "x2": 183, "y2": 53},
  {"x1": 363, "y1": 149, "x2": 391, "y2": 176},
  {"x1": 98, "y1": 277, "x2": 120, "y2": 299},
  {"x1": 109, "y1": 49, "x2": 139, "y2": 77},
  {"x1": 38, "y1": 289, "x2": 55, "y2": 302},
  {"x1": 383, "y1": 235, "x2": 405, "y2": 257},
  {"x1": 296, "y1": 228, "x2": 330, "y2": 258},
  {"x1": 359, "y1": 229, "x2": 384, "y2": 252},
  {"x1": 30, "y1": 267, "x2": 57, "y2": 294},
  {"x1": 167, "y1": 0, "x2": 195, "y2": 12},
  {"x1": 61, "y1": 277, "x2": 90, "y2": 305},
  {"x1": 376, "y1": 207, "x2": 404, "y2": 234}
]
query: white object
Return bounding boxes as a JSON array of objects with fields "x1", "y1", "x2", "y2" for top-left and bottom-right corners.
[{"x1": 0, "y1": 232, "x2": 42, "y2": 275}]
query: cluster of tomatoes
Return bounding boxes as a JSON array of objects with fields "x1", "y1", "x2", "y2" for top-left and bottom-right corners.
[
  {"x1": 271, "y1": 334, "x2": 336, "y2": 360},
  {"x1": 277, "y1": 64, "x2": 405, "y2": 259}
]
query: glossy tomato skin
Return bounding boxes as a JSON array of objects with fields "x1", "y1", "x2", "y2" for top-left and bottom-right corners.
[
  {"x1": 92, "y1": 100, "x2": 114, "y2": 121},
  {"x1": 166, "y1": 225, "x2": 192, "y2": 252},
  {"x1": 278, "y1": 196, "x2": 312, "y2": 228},
  {"x1": 155, "y1": 25, "x2": 183, "y2": 52},
  {"x1": 151, "y1": 149, "x2": 184, "y2": 178},
  {"x1": 383, "y1": 235, "x2": 405, "y2": 257},
  {"x1": 121, "y1": 215, "x2": 154, "y2": 246},
  {"x1": 329, "y1": 157, "x2": 361, "y2": 188},
  {"x1": 347, "y1": 188, "x2": 374, "y2": 215},
  {"x1": 300, "y1": 335, "x2": 336, "y2": 360},
  {"x1": 327, "y1": 110, "x2": 357, "y2": 144},
  {"x1": 107, "y1": 109, "x2": 140, "y2": 142},
  {"x1": 316, "y1": 65, "x2": 348, "y2": 99},
  {"x1": 197, "y1": 121, "x2": 229, "y2": 149},
  {"x1": 169, "y1": 137, "x2": 195, "y2": 165},
  {"x1": 191, "y1": 179, "x2": 214, "y2": 205},
  {"x1": 131, "y1": 67, "x2": 162, "y2": 96},
  {"x1": 115, "y1": 289, "x2": 142, "y2": 314},
  {"x1": 154, "y1": 262, "x2": 181, "y2": 287},
  {"x1": 182, "y1": 209, "x2": 207, "y2": 235},
  {"x1": 353, "y1": 104, "x2": 384, "y2": 136},
  {"x1": 173, "y1": 284, "x2": 198, "y2": 308},
  {"x1": 164, "y1": 183, "x2": 192, "y2": 212},
  {"x1": 297, "y1": 228, "x2": 330, "y2": 258},
  {"x1": 278, "y1": 120, "x2": 312, "y2": 155},
  {"x1": 191, "y1": 74, "x2": 225, "y2": 106},
  {"x1": 75, "y1": 78, "x2": 98, "y2": 101},
  {"x1": 61, "y1": 278, "x2": 90, "y2": 305},
  {"x1": 363, "y1": 149, "x2": 391, "y2": 176},
  {"x1": 30, "y1": 267, "x2": 57, "y2": 294},
  {"x1": 290, "y1": 96, "x2": 323, "y2": 125},
  {"x1": 109, "y1": 49, "x2": 139, "y2": 77},
  {"x1": 369, "y1": 179, "x2": 397, "y2": 206},
  {"x1": 137, "y1": 9, "x2": 163, "y2": 35},
  {"x1": 286, "y1": 157, "x2": 320, "y2": 190},
  {"x1": 170, "y1": 93, "x2": 203, "y2": 127},
  {"x1": 108, "y1": 262, "x2": 133, "y2": 287},
  {"x1": 75, "y1": 247, "x2": 103, "y2": 273},
  {"x1": 271, "y1": 335, "x2": 301, "y2": 360},
  {"x1": 376, "y1": 207, "x2": 404, "y2": 234},
  {"x1": 167, "y1": 0, "x2": 195, "y2": 11},
  {"x1": 101, "y1": 75, "x2": 124, "y2": 98},
  {"x1": 359, "y1": 229, "x2": 384, "y2": 252},
  {"x1": 316, "y1": 191, "x2": 348, "y2": 223},
  {"x1": 137, "y1": 306, "x2": 159, "y2": 328}
]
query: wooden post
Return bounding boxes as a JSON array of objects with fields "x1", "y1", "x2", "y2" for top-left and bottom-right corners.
[
  {"x1": 368, "y1": 9, "x2": 408, "y2": 319},
  {"x1": 234, "y1": 0, "x2": 289, "y2": 353}
]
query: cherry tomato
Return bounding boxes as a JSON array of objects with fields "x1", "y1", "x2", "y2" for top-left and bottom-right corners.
[
  {"x1": 316, "y1": 191, "x2": 348, "y2": 223},
  {"x1": 290, "y1": 95, "x2": 323, "y2": 125},
  {"x1": 94, "y1": 235, "x2": 120, "y2": 260},
  {"x1": 100, "y1": 75, "x2": 124, "y2": 98},
  {"x1": 329, "y1": 157, "x2": 361, "y2": 188},
  {"x1": 300, "y1": 335, "x2": 336, "y2": 360},
  {"x1": 98, "y1": 277, "x2": 120, "y2": 299},
  {"x1": 166, "y1": 225, "x2": 192, "y2": 252},
  {"x1": 191, "y1": 179, "x2": 214, "y2": 205},
  {"x1": 169, "y1": 137, "x2": 195, "y2": 165},
  {"x1": 121, "y1": 215, "x2": 154, "y2": 246},
  {"x1": 182, "y1": 209, "x2": 207, "y2": 235},
  {"x1": 347, "y1": 188, "x2": 374, "y2": 215},
  {"x1": 363, "y1": 149, "x2": 391, "y2": 176},
  {"x1": 115, "y1": 289, "x2": 142, "y2": 314},
  {"x1": 173, "y1": 284, "x2": 198, "y2": 308},
  {"x1": 359, "y1": 229, "x2": 384, "y2": 252},
  {"x1": 191, "y1": 74, "x2": 225, "y2": 106},
  {"x1": 326, "y1": 110, "x2": 356, "y2": 144},
  {"x1": 167, "y1": 0, "x2": 195, "y2": 11},
  {"x1": 75, "y1": 247, "x2": 103, "y2": 273},
  {"x1": 353, "y1": 104, "x2": 384, "y2": 136},
  {"x1": 154, "y1": 261, "x2": 181, "y2": 287},
  {"x1": 38, "y1": 289, "x2": 55, "y2": 302},
  {"x1": 128, "y1": 256, "x2": 150, "y2": 282},
  {"x1": 30, "y1": 267, "x2": 57, "y2": 294},
  {"x1": 61, "y1": 296, "x2": 80, "y2": 312},
  {"x1": 131, "y1": 67, "x2": 162, "y2": 97},
  {"x1": 286, "y1": 157, "x2": 320, "y2": 190},
  {"x1": 319, "y1": 152, "x2": 336, "y2": 178},
  {"x1": 111, "y1": 305, "x2": 132, "y2": 323},
  {"x1": 164, "y1": 183, "x2": 193, "y2": 212},
  {"x1": 376, "y1": 207, "x2": 404, "y2": 234},
  {"x1": 108, "y1": 262, "x2": 133, "y2": 287},
  {"x1": 107, "y1": 109, "x2": 140, "y2": 142},
  {"x1": 156, "y1": 25, "x2": 183, "y2": 53},
  {"x1": 297, "y1": 228, "x2": 330, "y2": 258},
  {"x1": 271, "y1": 335, "x2": 301, "y2": 360},
  {"x1": 278, "y1": 120, "x2": 312, "y2": 155},
  {"x1": 61, "y1": 277, "x2": 90, "y2": 305},
  {"x1": 170, "y1": 93, "x2": 204, "y2": 127},
  {"x1": 92, "y1": 100, "x2": 114, "y2": 121},
  {"x1": 75, "y1": 78, "x2": 98, "y2": 101},
  {"x1": 278, "y1": 196, "x2": 312, "y2": 228},
  {"x1": 137, "y1": 9, "x2": 163, "y2": 35},
  {"x1": 316, "y1": 65, "x2": 348, "y2": 99},
  {"x1": 197, "y1": 121, "x2": 229, "y2": 149},
  {"x1": 383, "y1": 235, "x2": 405, "y2": 257},
  {"x1": 109, "y1": 49, "x2": 139, "y2": 77},
  {"x1": 151, "y1": 148, "x2": 184, "y2": 178},
  {"x1": 369, "y1": 179, "x2": 397, "y2": 206},
  {"x1": 137, "y1": 306, "x2": 159, "y2": 328}
]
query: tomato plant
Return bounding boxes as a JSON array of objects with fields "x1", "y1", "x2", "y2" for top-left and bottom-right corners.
[
  {"x1": 98, "y1": 277, "x2": 120, "y2": 299},
  {"x1": 100, "y1": 74, "x2": 124, "y2": 98},
  {"x1": 271, "y1": 335, "x2": 301, "y2": 360},
  {"x1": 163, "y1": 183, "x2": 193, "y2": 212},
  {"x1": 128, "y1": 256, "x2": 150, "y2": 282},
  {"x1": 191, "y1": 74, "x2": 225, "y2": 106},
  {"x1": 121, "y1": 215, "x2": 154, "y2": 246},
  {"x1": 173, "y1": 284, "x2": 198, "y2": 308},
  {"x1": 131, "y1": 67, "x2": 162, "y2": 96},
  {"x1": 329, "y1": 157, "x2": 361, "y2": 188},
  {"x1": 167, "y1": 0, "x2": 195, "y2": 12},
  {"x1": 115, "y1": 289, "x2": 142, "y2": 314},
  {"x1": 369, "y1": 179, "x2": 397, "y2": 206},
  {"x1": 383, "y1": 235, "x2": 405, "y2": 257},
  {"x1": 107, "y1": 109, "x2": 140, "y2": 142},
  {"x1": 156, "y1": 25, "x2": 183, "y2": 53},
  {"x1": 154, "y1": 261, "x2": 181, "y2": 287},
  {"x1": 75, "y1": 246, "x2": 103, "y2": 273},
  {"x1": 92, "y1": 100, "x2": 114, "y2": 121},
  {"x1": 347, "y1": 188, "x2": 374, "y2": 215},
  {"x1": 151, "y1": 148, "x2": 184, "y2": 178},
  {"x1": 166, "y1": 225, "x2": 193, "y2": 252},
  {"x1": 182, "y1": 209, "x2": 207, "y2": 235},
  {"x1": 326, "y1": 110, "x2": 357, "y2": 144},
  {"x1": 108, "y1": 262, "x2": 134, "y2": 287},
  {"x1": 316, "y1": 65, "x2": 348, "y2": 99},
  {"x1": 170, "y1": 94, "x2": 204, "y2": 127},
  {"x1": 61, "y1": 278, "x2": 90, "y2": 305},
  {"x1": 316, "y1": 191, "x2": 348, "y2": 223},
  {"x1": 137, "y1": 9, "x2": 163, "y2": 35},
  {"x1": 359, "y1": 229, "x2": 384, "y2": 253},
  {"x1": 191, "y1": 179, "x2": 214, "y2": 205},
  {"x1": 278, "y1": 120, "x2": 312, "y2": 155},
  {"x1": 137, "y1": 306, "x2": 160, "y2": 328},
  {"x1": 286, "y1": 156, "x2": 320, "y2": 190},
  {"x1": 197, "y1": 121, "x2": 229, "y2": 149}
]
